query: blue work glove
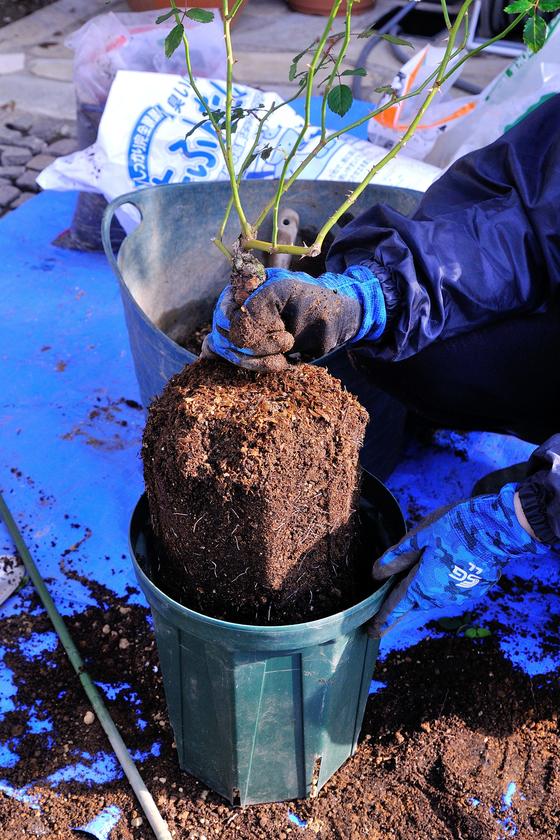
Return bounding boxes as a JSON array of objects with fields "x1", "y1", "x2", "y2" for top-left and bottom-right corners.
[
  {"x1": 202, "y1": 265, "x2": 386, "y2": 371},
  {"x1": 369, "y1": 483, "x2": 551, "y2": 637}
]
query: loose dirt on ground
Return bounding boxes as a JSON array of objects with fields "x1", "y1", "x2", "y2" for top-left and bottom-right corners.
[{"x1": 1, "y1": 569, "x2": 558, "y2": 839}]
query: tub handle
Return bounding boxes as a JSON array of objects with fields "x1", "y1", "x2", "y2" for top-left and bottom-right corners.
[{"x1": 101, "y1": 191, "x2": 142, "y2": 278}]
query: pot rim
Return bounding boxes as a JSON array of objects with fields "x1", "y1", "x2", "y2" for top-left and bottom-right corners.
[{"x1": 129, "y1": 472, "x2": 404, "y2": 642}]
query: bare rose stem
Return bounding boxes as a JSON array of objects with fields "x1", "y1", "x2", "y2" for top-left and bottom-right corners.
[
  {"x1": 172, "y1": 0, "x2": 527, "y2": 260},
  {"x1": 0, "y1": 491, "x2": 173, "y2": 840}
]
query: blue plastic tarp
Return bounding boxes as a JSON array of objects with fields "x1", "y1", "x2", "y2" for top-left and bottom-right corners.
[{"x1": 0, "y1": 191, "x2": 558, "y2": 816}]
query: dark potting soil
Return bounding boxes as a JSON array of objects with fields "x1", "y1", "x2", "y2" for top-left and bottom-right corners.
[
  {"x1": 142, "y1": 359, "x2": 369, "y2": 625},
  {"x1": 1, "y1": 574, "x2": 559, "y2": 839},
  {"x1": 181, "y1": 320, "x2": 212, "y2": 356}
]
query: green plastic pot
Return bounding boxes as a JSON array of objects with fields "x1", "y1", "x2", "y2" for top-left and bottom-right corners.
[{"x1": 129, "y1": 472, "x2": 405, "y2": 806}]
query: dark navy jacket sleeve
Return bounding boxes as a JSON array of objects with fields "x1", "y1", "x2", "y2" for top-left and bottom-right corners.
[
  {"x1": 327, "y1": 94, "x2": 560, "y2": 361},
  {"x1": 518, "y1": 435, "x2": 560, "y2": 545}
]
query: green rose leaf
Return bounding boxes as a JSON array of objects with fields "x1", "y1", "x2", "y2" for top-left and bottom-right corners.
[
  {"x1": 503, "y1": 0, "x2": 533, "y2": 12},
  {"x1": 185, "y1": 8, "x2": 215, "y2": 22},
  {"x1": 464, "y1": 627, "x2": 492, "y2": 639},
  {"x1": 156, "y1": 10, "x2": 176, "y2": 23},
  {"x1": 523, "y1": 14, "x2": 548, "y2": 52},
  {"x1": 327, "y1": 84, "x2": 353, "y2": 116},
  {"x1": 341, "y1": 67, "x2": 367, "y2": 77},
  {"x1": 289, "y1": 46, "x2": 311, "y2": 82},
  {"x1": 358, "y1": 28, "x2": 414, "y2": 48},
  {"x1": 374, "y1": 84, "x2": 397, "y2": 96},
  {"x1": 165, "y1": 23, "x2": 184, "y2": 57},
  {"x1": 539, "y1": 0, "x2": 560, "y2": 9}
]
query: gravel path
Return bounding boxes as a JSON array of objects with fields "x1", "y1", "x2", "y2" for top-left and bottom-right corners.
[{"x1": 0, "y1": 109, "x2": 77, "y2": 217}]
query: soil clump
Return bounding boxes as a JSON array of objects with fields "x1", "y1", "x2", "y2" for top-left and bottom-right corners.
[{"x1": 142, "y1": 358, "x2": 368, "y2": 624}]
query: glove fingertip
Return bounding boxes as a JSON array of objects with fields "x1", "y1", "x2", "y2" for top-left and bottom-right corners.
[{"x1": 371, "y1": 561, "x2": 394, "y2": 582}]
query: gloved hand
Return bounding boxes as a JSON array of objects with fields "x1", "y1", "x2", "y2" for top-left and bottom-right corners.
[
  {"x1": 369, "y1": 483, "x2": 550, "y2": 638},
  {"x1": 202, "y1": 265, "x2": 386, "y2": 371}
]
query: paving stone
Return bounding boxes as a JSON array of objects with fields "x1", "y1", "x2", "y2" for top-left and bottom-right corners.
[
  {"x1": 1, "y1": 145, "x2": 32, "y2": 166},
  {"x1": 11, "y1": 192, "x2": 34, "y2": 209},
  {"x1": 26, "y1": 153, "x2": 56, "y2": 172},
  {"x1": 0, "y1": 125, "x2": 23, "y2": 144},
  {"x1": 29, "y1": 58, "x2": 74, "y2": 83},
  {"x1": 15, "y1": 135, "x2": 47, "y2": 154},
  {"x1": 0, "y1": 53, "x2": 25, "y2": 75},
  {"x1": 4, "y1": 112, "x2": 34, "y2": 133},
  {"x1": 0, "y1": 177, "x2": 11, "y2": 186},
  {"x1": 0, "y1": 165, "x2": 25, "y2": 180},
  {"x1": 0, "y1": 184, "x2": 20, "y2": 207},
  {"x1": 32, "y1": 116, "x2": 74, "y2": 144},
  {"x1": 29, "y1": 42, "x2": 73, "y2": 61},
  {"x1": 47, "y1": 138, "x2": 79, "y2": 156},
  {"x1": 15, "y1": 170, "x2": 40, "y2": 193},
  {"x1": 0, "y1": 75, "x2": 76, "y2": 122}
]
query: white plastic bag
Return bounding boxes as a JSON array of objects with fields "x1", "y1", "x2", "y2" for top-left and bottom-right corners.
[
  {"x1": 38, "y1": 70, "x2": 441, "y2": 230},
  {"x1": 66, "y1": 11, "x2": 225, "y2": 105},
  {"x1": 427, "y1": 15, "x2": 560, "y2": 167},
  {"x1": 367, "y1": 45, "x2": 478, "y2": 160},
  {"x1": 368, "y1": 17, "x2": 560, "y2": 168}
]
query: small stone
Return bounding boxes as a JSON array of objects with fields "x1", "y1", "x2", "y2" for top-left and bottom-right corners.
[
  {"x1": 119, "y1": 605, "x2": 131, "y2": 615},
  {"x1": 0, "y1": 166, "x2": 24, "y2": 180},
  {"x1": 48, "y1": 138, "x2": 79, "y2": 156},
  {"x1": 17, "y1": 136, "x2": 47, "y2": 154},
  {"x1": 5, "y1": 113, "x2": 34, "y2": 133},
  {"x1": 83, "y1": 711, "x2": 95, "y2": 725},
  {"x1": 11, "y1": 193, "x2": 34, "y2": 209},
  {"x1": 119, "y1": 638, "x2": 130, "y2": 649},
  {"x1": 16, "y1": 171, "x2": 40, "y2": 193},
  {"x1": 1, "y1": 146, "x2": 32, "y2": 166},
  {"x1": 159, "y1": 777, "x2": 167, "y2": 784},
  {"x1": 26, "y1": 154, "x2": 56, "y2": 172},
  {"x1": 0, "y1": 126, "x2": 22, "y2": 145},
  {"x1": 395, "y1": 731, "x2": 405, "y2": 744},
  {"x1": 420, "y1": 721, "x2": 432, "y2": 733},
  {"x1": 32, "y1": 117, "x2": 73, "y2": 144},
  {"x1": 131, "y1": 816, "x2": 143, "y2": 828},
  {"x1": 0, "y1": 185, "x2": 20, "y2": 207},
  {"x1": 102, "y1": 624, "x2": 110, "y2": 634},
  {"x1": 200, "y1": 789, "x2": 209, "y2": 801}
]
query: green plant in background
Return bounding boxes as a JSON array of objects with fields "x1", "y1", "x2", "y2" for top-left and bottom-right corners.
[{"x1": 159, "y1": 0, "x2": 556, "y2": 263}]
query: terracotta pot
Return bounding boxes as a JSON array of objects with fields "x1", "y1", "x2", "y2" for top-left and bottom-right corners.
[{"x1": 286, "y1": 0, "x2": 375, "y2": 14}]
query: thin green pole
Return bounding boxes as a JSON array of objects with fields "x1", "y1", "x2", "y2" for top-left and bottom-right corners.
[{"x1": 0, "y1": 491, "x2": 172, "y2": 840}]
